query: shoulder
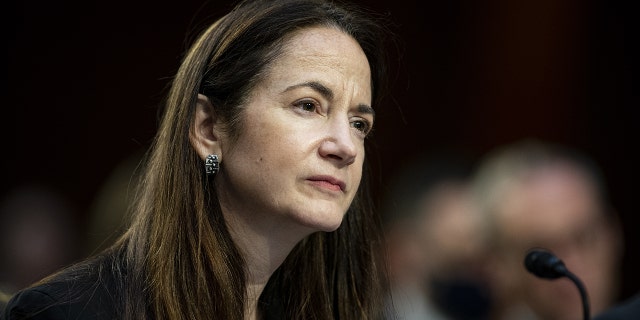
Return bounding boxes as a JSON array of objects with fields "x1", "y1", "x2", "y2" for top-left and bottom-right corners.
[
  {"x1": 2, "y1": 252, "x2": 124, "y2": 320},
  {"x1": 593, "y1": 293, "x2": 640, "y2": 320},
  {"x1": 3, "y1": 284, "x2": 70, "y2": 320}
]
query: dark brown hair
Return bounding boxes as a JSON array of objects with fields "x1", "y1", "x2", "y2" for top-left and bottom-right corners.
[{"x1": 102, "y1": 0, "x2": 392, "y2": 319}]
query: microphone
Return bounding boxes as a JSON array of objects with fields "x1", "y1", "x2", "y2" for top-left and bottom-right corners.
[
  {"x1": 524, "y1": 248, "x2": 569, "y2": 279},
  {"x1": 524, "y1": 248, "x2": 591, "y2": 320}
]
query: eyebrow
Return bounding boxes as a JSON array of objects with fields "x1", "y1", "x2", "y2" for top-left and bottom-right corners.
[
  {"x1": 283, "y1": 80, "x2": 375, "y2": 118},
  {"x1": 356, "y1": 104, "x2": 375, "y2": 118}
]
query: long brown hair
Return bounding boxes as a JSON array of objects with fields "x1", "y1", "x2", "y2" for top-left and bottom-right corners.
[{"x1": 115, "y1": 0, "x2": 394, "y2": 318}]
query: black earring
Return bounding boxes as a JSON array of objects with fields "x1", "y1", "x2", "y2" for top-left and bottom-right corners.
[{"x1": 205, "y1": 154, "x2": 219, "y2": 175}]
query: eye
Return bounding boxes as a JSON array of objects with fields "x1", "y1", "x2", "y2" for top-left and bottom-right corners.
[
  {"x1": 351, "y1": 119, "x2": 372, "y2": 136},
  {"x1": 293, "y1": 100, "x2": 318, "y2": 113}
]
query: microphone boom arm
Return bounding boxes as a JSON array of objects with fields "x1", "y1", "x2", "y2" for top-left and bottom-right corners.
[
  {"x1": 524, "y1": 248, "x2": 591, "y2": 320},
  {"x1": 565, "y1": 269, "x2": 590, "y2": 320}
]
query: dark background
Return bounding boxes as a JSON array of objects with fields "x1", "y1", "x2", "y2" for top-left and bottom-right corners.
[{"x1": 3, "y1": 0, "x2": 638, "y2": 303}]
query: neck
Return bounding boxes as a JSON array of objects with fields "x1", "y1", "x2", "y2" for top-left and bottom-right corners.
[
  {"x1": 221, "y1": 207, "x2": 314, "y2": 320},
  {"x1": 244, "y1": 282, "x2": 265, "y2": 320}
]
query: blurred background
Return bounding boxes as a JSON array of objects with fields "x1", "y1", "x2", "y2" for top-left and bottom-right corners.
[{"x1": 3, "y1": 0, "x2": 637, "y2": 314}]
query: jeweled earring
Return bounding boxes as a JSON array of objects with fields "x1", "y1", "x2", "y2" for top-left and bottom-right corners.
[{"x1": 205, "y1": 154, "x2": 219, "y2": 176}]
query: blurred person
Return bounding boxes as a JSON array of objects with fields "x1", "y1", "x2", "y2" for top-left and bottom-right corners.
[
  {"x1": 593, "y1": 292, "x2": 640, "y2": 320},
  {"x1": 2, "y1": 0, "x2": 397, "y2": 319},
  {"x1": 471, "y1": 139, "x2": 624, "y2": 320},
  {"x1": 382, "y1": 153, "x2": 491, "y2": 320},
  {"x1": 0, "y1": 291, "x2": 9, "y2": 314},
  {"x1": 0, "y1": 184, "x2": 79, "y2": 296}
]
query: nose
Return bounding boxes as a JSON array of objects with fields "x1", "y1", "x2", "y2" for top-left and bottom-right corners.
[{"x1": 319, "y1": 117, "x2": 357, "y2": 166}]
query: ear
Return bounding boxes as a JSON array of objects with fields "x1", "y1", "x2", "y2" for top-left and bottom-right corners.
[{"x1": 190, "y1": 94, "x2": 223, "y2": 161}]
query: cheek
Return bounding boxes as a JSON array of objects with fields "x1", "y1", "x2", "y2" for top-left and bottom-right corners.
[
  {"x1": 234, "y1": 115, "x2": 303, "y2": 168},
  {"x1": 349, "y1": 156, "x2": 365, "y2": 192}
]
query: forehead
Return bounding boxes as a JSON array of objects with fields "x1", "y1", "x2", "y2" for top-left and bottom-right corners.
[
  {"x1": 263, "y1": 26, "x2": 372, "y2": 92},
  {"x1": 282, "y1": 26, "x2": 360, "y2": 57},
  {"x1": 497, "y1": 166, "x2": 602, "y2": 239}
]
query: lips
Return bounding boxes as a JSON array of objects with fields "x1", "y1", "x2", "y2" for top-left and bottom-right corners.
[{"x1": 307, "y1": 175, "x2": 346, "y2": 192}]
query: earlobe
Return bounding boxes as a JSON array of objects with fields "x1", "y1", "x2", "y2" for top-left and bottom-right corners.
[{"x1": 190, "y1": 94, "x2": 222, "y2": 160}]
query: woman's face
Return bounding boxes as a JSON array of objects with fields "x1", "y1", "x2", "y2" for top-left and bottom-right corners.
[{"x1": 216, "y1": 26, "x2": 373, "y2": 234}]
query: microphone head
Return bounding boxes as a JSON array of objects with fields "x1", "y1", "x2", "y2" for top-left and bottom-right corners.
[{"x1": 524, "y1": 248, "x2": 568, "y2": 279}]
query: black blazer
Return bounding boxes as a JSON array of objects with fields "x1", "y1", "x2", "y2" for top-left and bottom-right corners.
[
  {"x1": 2, "y1": 248, "x2": 285, "y2": 320},
  {"x1": 2, "y1": 251, "x2": 122, "y2": 320}
]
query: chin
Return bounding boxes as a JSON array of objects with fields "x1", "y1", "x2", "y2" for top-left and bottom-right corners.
[
  {"x1": 318, "y1": 219, "x2": 344, "y2": 233},
  {"x1": 285, "y1": 200, "x2": 350, "y2": 234},
  {"x1": 296, "y1": 211, "x2": 345, "y2": 233}
]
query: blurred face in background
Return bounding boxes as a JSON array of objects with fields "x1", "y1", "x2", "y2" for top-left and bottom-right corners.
[{"x1": 493, "y1": 164, "x2": 622, "y2": 320}]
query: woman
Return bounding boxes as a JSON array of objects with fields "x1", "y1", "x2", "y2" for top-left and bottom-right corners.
[{"x1": 3, "y1": 0, "x2": 395, "y2": 319}]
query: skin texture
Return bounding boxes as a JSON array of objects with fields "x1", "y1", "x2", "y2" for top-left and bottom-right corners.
[{"x1": 191, "y1": 25, "x2": 373, "y2": 319}]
